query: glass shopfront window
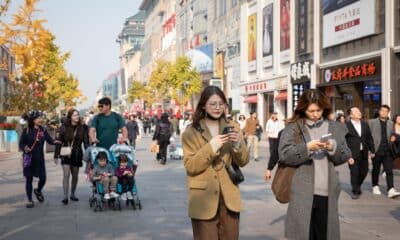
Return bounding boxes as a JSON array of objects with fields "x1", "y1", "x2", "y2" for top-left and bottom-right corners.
[
  {"x1": 396, "y1": 0, "x2": 400, "y2": 45},
  {"x1": 319, "y1": 80, "x2": 381, "y2": 119}
]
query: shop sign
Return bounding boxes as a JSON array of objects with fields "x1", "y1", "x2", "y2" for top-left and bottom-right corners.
[
  {"x1": 291, "y1": 61, "x2": 311, "y2": 82},
  {"x1": 243, "y1": 78, "x2": 287, "y2": 94},
  {"x1": 245, "y1": 82, "x2": 268, "y2": 93},
  {"x1": 324, "y1": 61, "x2": 377, "y2": 83},
  {"x1": 322, "y1": 0, "x2": 376, "y2": 48}
]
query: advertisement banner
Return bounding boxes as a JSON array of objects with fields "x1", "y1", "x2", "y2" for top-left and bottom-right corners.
[
  {"x1": 185, "y1": 44, "x2": 213, "y2": 73},
  {"x1": 280, "y1": 0, "x2": 290, "y2": 63},
  {"x1": 297, "y1": 0, "x2": 308, "y2": 55},
  {"x1": 322, "y1": 0, "x2": 376, "y2": 48},
  {"x1": 216, "y1": 52, "x2": 225, "y2": 79},
  {"x1": 262, "y1": 2, "x2": 273, "y2": 68},
  {"x1": 248, "y1": 6, "x2": 257, "y2": 72}
]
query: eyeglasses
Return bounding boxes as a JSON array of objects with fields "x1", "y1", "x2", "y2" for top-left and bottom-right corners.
[{"x1": 207, "y1": 102, "x2": 226, "y2": 109}]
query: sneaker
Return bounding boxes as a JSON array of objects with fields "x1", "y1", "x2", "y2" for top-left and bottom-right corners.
[
  {"x1": 34, "y1": 188, "x2": 44, "y2": 202},
  {"x1": 126, "y1": 192, "x2": 133, "y2": 200},
  {"x1": 120, "y1": 193, "x2": 127, "y2": 201},
  {"x1": 26, "y1": 201, "x2": 34, "y2": 208},
  {"x1": 110, "y1": 192, "x2": 119, "y2": 198},
  {"x1": 388, "y1": 188, "x2": 400, "y2": 198},
  {"x1": 372, "y1": 186, "x2": 382, "y2": 195},
  {"x1": 104, "y1": 193, "x2": 111, "y2": 200}
]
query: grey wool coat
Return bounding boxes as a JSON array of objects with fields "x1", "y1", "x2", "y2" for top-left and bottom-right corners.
[{"x1": 278, "y1": 119, "x2": 351, "y2": 240}]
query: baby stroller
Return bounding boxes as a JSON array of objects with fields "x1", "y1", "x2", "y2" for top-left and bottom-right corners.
[
  {"x1": 86, "y1": 146, "x2": 125, "y2": 212},
  {"x1": 169, "y1": 137, "x2": 183, "y2": 160},
  {"x1": 109, "y1": 144, "x2": 142, "y2": 210}
]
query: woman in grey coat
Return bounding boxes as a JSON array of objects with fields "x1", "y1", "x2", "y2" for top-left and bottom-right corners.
[{"x1": 279, "y1": 89, "x2": 351, "y2": 240}]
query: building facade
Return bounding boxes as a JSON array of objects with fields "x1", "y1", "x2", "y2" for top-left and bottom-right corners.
[
  {"x1": 240, "y1": 0, "x2": 290, "y2": 126},
  {"x1": 288, "y1": 0, "x2": 400, "y2": 119},
  {"x1": 139, "y1": 0, "x2": 177, "y2": 84},
  {"x1": 0, "y1": 46, "x2": 15, "y2": 113},
  {"x1": 239, "y1": 0, "x2": 400, "y2": 125},
  {"x1": 117, "y1": 11, "x2": 145, "y2": 112}
]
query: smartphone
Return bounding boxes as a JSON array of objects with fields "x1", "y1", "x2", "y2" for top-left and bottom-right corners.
[
  {"x1": 222, "y1": 126, "x2": 234, "y2": 135},
  {"x1": 320, "y1": 133, "x2": 332, "y2": 142}
]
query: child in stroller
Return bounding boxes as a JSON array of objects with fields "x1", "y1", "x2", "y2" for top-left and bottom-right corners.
[
  {"x1": 116, "y1": 154, "x2": 137, "y2": 201},
  {"x1": 92, "y1": 152, "x2": 119, "y2": 200}
]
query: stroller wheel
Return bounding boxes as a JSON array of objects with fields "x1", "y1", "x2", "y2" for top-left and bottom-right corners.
[{"x1": 137, "y1": 200, "x2": 142, "y2": 210}]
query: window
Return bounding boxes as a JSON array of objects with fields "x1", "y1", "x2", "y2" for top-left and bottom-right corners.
[
  {"x1": 232, "y1": 0, "x2": 237, "y2": 7},
  {"x1": 221, "y1": 0, "x2": 226, "y2": 16},
  {"x1": 215, "y1": 0, "x2": 218, "y2": 19}
]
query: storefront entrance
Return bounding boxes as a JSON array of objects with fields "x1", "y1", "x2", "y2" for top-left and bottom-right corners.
[{"x1": 319, "y1": 80, "x2": 381, "y2": 119}]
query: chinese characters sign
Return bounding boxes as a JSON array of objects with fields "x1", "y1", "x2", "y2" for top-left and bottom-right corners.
[
  {"x1": 290, "y1": 61, "x2": 311, "y2": 82},
  {"x1": 324, "y1": 61, "x2": 377, "y2": 83}
]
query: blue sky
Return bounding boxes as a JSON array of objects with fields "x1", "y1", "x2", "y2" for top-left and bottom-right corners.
[{"x1": 5, "y1": 0, "x2": 142, "y2": 108}]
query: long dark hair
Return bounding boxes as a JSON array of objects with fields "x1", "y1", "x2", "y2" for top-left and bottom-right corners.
[
  {"x1": 192, "y1": 86, "x2": 228, "y2": 129},
  {"x1": 289, "y1": 89, "x2": 332, "y2": 123},
  {"x1": 64, "y1": 108, "x2": 84, "y2": 142}
]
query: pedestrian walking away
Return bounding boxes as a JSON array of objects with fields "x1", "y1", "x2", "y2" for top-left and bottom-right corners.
[
  {"x1": 345, "y1": 107, "x2": 375, "y2": 199},
  {"x1": 54, "y1": 108, "x2": 89, "y2": 205},
  {"x1": 244, "y1": 111, "x2": 260, "y2": 161},
  {"x1": 89, "y1": 97, "x2": 128, "y2": 150},
  {"x1": 369, "y1": 105, "x2": 400, "y2": 198},
  {"x1": 152, "y1": 113, "x2": 173, "y2": 164},
  {"x1": 265, "y1": 112, "x2": 284, "y2": 170},
  {"x1": 126, "y1": 114, "x2": 140, "y2": 149},
  {"x1": 19, "y1": 110, "x2": 61, "y2": 208},
  {"x1": 182, "y1": 86, "x2": 249, "y2": 240},
  {"x1": 278, "y1": 89, "x2": 351, "y2": 240}
]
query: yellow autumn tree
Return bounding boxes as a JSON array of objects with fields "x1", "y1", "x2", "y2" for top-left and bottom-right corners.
[{"x1": 0, "y1": 0, "x2": 84, "y2": 114}]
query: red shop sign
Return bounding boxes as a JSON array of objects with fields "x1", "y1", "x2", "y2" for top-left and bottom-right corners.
[{"x1": 325, "y1": 62, "x2": 377, "y2": 83}]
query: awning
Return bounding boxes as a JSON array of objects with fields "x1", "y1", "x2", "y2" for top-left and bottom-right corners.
[
  {"x1": 243, "y1": 95, "x2": 258, "y2": 103},
  {"x1": 275, "y1": 91, "x2": 287, "y2": 101}
]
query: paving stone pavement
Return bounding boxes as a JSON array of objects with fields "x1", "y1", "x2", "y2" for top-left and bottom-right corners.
[{"x1": 0, "y1": 136, "x2": 399, "y2": 240}]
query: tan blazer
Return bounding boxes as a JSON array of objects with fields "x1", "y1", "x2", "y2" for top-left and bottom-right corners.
[{"x1": 182, "y1": 118, "x2": 250, "y2": 220}]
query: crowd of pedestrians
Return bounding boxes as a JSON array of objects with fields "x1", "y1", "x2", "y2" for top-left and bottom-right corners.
[{"x1": 16, "y1": 86, "x2": 400, "y2": 239}]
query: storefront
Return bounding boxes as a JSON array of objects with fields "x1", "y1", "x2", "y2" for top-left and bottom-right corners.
[
  {"x1": 318, "y1": 58, "x2": 381, "y2": 119},
  {"x1": 241, "y1": 77, "x2": 287, "y2": 125}
]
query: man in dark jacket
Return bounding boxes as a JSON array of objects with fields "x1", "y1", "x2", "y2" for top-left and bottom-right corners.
[
  {"x1": 369, "y1": 105, "x2": 400, "y2": 198},
  {"x1": 153, "y1": 113, "x2": 173, "y2": 165},
  {"x1": 345, "y1": 107, "x2": 375, "y2": 199},
  {"x1": 126, "y1": 115, "x2": 140, "y2": 149}
]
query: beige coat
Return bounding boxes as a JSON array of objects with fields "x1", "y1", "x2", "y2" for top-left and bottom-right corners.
[{"x1": 182, "y1": 118, "x2": 249, "y2": 220}]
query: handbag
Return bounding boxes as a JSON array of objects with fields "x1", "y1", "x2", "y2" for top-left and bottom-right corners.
[
  {"x1": 22, "y1": 129, "x2": 40, "y2": 168},
  {"x1": 60, "y1": 128, "x2": 77, "y2": 157},
  {"x1": 271, "y1": 122, "x2": 302, "y2": 204},
  {"x1": 225, "y1": 162, "x2": 244, "y2": 185},
  {"x1": 271, "y1": 164, "x2": 296, "y2": 203},
  {"x1": 150, "y1": 142, "x2": 159, "y2": 153}
]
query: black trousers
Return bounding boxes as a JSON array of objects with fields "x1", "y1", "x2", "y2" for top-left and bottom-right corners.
[
  {"x1": 118, "y1": 176, "x2": 134, "y2": 193},
  {"x1": 372, "y1": 150, "x2": 394, "y2": 190},
  {"x1": 129, "y1": 138, "x2": 136, "y2": 149},
  {"x1": 349, "y1": 150, "x2": 369, "y2": 194},
  {"x1": 159, "y1": 140, "x2": 169, "y2": 163},
  {"x1": 268, "y1": 138, "x2": 279, "y2": 167},
  {"x1": 309, "y1": 195, "x2": 328, "y2": 240}
]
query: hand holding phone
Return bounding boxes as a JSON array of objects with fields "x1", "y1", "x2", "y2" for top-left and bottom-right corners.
[
  {"x1": 320, "y1": 133, "x2": 332, "y2": 143},
  {"x1": 222, "y1": 126, "x2": 234, "y2": 135}
]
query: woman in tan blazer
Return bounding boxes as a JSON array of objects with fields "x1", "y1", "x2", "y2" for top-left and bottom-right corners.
[{"x1": 182, "y1": 86, "x2": 249, "y2": 240}]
